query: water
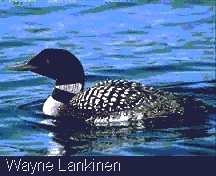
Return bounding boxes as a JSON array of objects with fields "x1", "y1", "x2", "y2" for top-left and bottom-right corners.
[{"x1": 0, "y1": 0, "x2": 215, "y2": 156}]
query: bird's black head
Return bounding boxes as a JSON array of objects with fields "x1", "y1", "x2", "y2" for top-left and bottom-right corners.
[{"x1": 10, "y1": 48, "x2": 85, "y2": 88}]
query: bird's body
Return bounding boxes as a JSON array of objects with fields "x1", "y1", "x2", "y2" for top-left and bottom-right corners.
[
  {"x1": 9, "y1": 48, "x2": 209, "y2": 125},
  {"x1": 57, "y1": 79, "x2": 185, "y2": 122}
]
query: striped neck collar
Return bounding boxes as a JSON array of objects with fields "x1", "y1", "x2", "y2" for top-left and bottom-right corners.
[{"x1": 52, "y1": 83, "x2": 82, "y2": 104}]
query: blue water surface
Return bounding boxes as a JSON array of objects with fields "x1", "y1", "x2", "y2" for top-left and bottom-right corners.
[{"x1": 0, "y1": 0, "x2": 215, "y2": 156}]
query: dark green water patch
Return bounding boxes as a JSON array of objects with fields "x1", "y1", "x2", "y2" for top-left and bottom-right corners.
[
  {"x1": 114, "y1": 30, "x2": 148, "y2": 35},
  {"x1": 163, "y1": 16, "x2": 214, "y2": 28},
  {"x1": 0, "y1": 41, "x2": 35, "y2": 49},
  {"x1": 182, "y1": 40, "x2": 214, "y2": 49},
  {"x1": 93, "y1": 61, "x2": 213, "y2": 77},
  {"x1": 66, "y1": 30, "x2": 79, "y2": 34},
  {"x1": 22, "y1": 21, "x2": 43, "y2": 25},
  {"x1": 177, "y1": 38, "x2": 186, "y2": 42},
  {"x1": 134, "y1": 47, "x2": 172, "y2": 55},
  {"x1": 124, "y1": 40, "x2": 140, "y2": 44},
  {"x1": 79, "y1": 2, "x2": 137, "y2": 15},
  {"x1": 0, "y1": 4, "x2": 82, "y2": 18},
  {"x1": 75, "y1": 35, "x2": 96, "y2": 38},
  {"x1": 24, "y1": 27, "x2": 50, "y2": 33},
  {"x1": 102, "y1": 54, "x2": 139, "y2": 58},
  {"x1": 57, "y1": 43, "x2": 77, "y2": 49},
  {"x1": 23, "y1": 36, "x2": 68, "y2": 42},
  {"x1": 0, "y1": 77, "x2": 49, "y2": 90},
  {"x1": 1, "y1": 36, "x2": 17, "y2": 40},
  {"x1": 93, "y1": 47, "x2": 102, "y2": 51}
]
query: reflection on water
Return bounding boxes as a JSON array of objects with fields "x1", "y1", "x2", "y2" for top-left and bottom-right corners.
[
  {"x1": 17, "y1": 94, "x2": 215, "y2": 156},
  {"x1": 46, "y1": 114, "x2": 215, "y2": 156}
]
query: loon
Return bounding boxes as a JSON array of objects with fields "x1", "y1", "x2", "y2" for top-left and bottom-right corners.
[{"x1": 11, "y1": 48, "x2": 208, "y2": 124}]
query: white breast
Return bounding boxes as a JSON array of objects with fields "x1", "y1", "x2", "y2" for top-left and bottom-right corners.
[{"x1": 43, "y1": 96, "x2": 62, "y2": 116}]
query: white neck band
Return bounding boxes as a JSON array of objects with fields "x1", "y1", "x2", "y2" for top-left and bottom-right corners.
[{"x1": 55, "y1": 83, "x2": 82, "y2": 94}]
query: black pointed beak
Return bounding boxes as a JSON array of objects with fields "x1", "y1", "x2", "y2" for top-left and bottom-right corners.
[{"x1": 5, "y1": 63, "x2": 37, "y2": 71}]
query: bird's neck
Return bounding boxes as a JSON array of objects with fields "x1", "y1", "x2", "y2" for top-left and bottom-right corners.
[
  {"x1": 52, "y1": 83, "x2": 83, "y2": 104},
  {"x1": 42, "y1": 83, "x2": 83, "y2": 116}
]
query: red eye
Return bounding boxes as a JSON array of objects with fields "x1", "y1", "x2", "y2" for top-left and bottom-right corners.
[{"x1": 46, "y1": 60, "x2": 50, "y2": 64}]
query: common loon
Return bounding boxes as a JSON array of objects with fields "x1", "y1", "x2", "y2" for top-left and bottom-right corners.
[{"x1": 11, "y1": 48, "x2": 208, "y2": 124}]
